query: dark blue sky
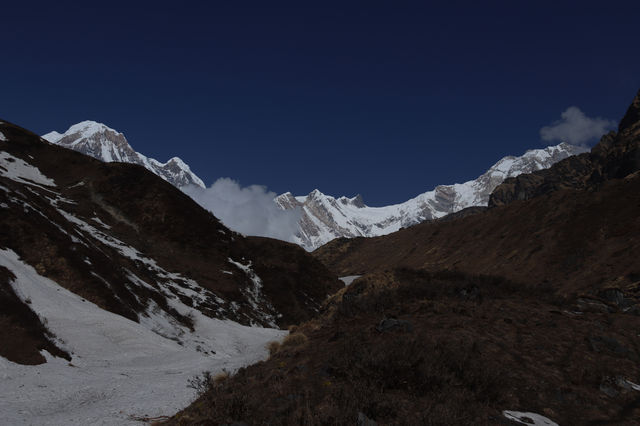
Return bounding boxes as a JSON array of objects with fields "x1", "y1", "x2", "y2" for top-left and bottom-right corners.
[{"x1": 2, "y1": 1, "x2": 639, "y2": 205}]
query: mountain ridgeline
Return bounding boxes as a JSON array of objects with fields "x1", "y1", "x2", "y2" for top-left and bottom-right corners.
[
  {"x1": 276, "y1": 142, "x2": 585, "y2": 249},
  {"x1": 42, "y1": 121, "x2": 586, "y2": 251}
]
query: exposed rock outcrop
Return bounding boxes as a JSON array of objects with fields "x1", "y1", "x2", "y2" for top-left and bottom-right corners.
[{"x1": 489, "y1": 90, "x2": 640, "y2": 207}]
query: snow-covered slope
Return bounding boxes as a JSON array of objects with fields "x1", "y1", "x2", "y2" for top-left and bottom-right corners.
[
  {"x1": 0, "y1": 147, "x2": 281, "y2": 425},
  {"x1": 43, "y1": 121, "x2": 205, "y2": 188},
  {"x1": 276, "y1": 143, "x2": 587, "y2": 250}
]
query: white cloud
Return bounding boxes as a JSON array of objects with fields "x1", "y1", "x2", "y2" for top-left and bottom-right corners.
[
  {"x1": 182, "y1": 178, "x2": 301, "y2": 243},
  {"x1": 540, "y1": 106, "x2": 616, "y2": 146}
]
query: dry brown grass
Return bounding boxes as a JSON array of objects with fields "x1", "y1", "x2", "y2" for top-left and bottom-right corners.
[
  {"x1": 266, "y1": 340, "x2": 281, "y2": 356},
  {"x1": 213, "y1": 370, "x2": 229, "y2": 385},
  {"x1": 281, "y1": 332, "x2": 308, "y2": 349},
  {"x1": 167, "y1": 266, "x2": 640, "y2": 425}
]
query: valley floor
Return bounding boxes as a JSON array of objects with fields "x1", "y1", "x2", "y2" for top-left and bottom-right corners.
[{"x1": 0, "y1": 249, "x2": 286, "y2": 426}]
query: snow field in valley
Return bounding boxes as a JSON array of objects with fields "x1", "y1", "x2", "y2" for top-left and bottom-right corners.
[{"x1": 0, "y1": 249, "x2": 286, "y2": 426}]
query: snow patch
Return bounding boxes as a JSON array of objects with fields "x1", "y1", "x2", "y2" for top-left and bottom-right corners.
[
  {"x1": 0, "y1": 152, "x2": 56, "y2": 187},
  {"x1": 503, "y1": 411, "x2": 559, "y2": 426},
  {"x1": 625, "y1": 379, "x2": 640, "y2": 391},
  {"x1": 91, "y1": 216, "x2": 111, "y2": 229},
  {"x1": 228, "y1": 258, "x2": 278, "y2": 327},
  {"x1": 67, "y1": 181, "x2": 85, "y2": 189},
  {"x1": 339, "y1": 275, "x2": 362, "y2": 286}
]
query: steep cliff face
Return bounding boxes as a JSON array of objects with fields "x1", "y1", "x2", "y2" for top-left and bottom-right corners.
[{"x1": 489, "y1": 90, "x2": 640, "y2": 207}]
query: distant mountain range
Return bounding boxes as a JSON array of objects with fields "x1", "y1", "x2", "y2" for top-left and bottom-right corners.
[
  {"x1": 276, "y1": 142, "x2": 586, "y2": 249},
  {"x1": 42, "y1": 121, "x2": 586, "y2": 250}
]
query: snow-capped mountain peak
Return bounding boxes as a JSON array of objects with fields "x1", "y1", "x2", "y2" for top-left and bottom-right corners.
[
  {"x1": 42, "y1": 120, "x2": 123, "y2": 146},
  {"x1": 42, "y1": 121, "x2": 205, "y2": 188}
]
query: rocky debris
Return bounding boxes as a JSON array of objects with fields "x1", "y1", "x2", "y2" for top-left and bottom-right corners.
[
  {"x1": 588, "y1": 336, "x2": 630, "y2": 357},
  {"x1": 598, "y1": 375, "x2": 640, "y2": 399},
  {"x1": 457, "y1": 284, "x2": 481, "y2": 301},
  {"x1": 575, "y1": 297, "x2": 615, "y2": 314},
  {"x1": 357, "y1": 411, "x2": 378, "y2": 426},
  {"x1": 573, "y1": 288, "x2": 640, "y2": 315},
  {"x1": 600, "y1": 376, "x2": 621, "y2": 398},
  {"x1": 598, "y1": 288, "x2": 637, "y2": 311},
  {"x1": 375, "y1": 318, "x2": 414, "y2": 333}
]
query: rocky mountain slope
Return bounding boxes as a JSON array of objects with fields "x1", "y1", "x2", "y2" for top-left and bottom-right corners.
[
  {"x1": 0, "y1": 119, "x2": 340, "y2": 424},
  {"x1": 170, "y1": 90, "x2": 640, "y2": 425},
  {"x1": 277, "y1": 142, "x2": 586, "y2": 250},
  {"x1": 43, "y1": 121, "x2": 205, "y2": 188}
]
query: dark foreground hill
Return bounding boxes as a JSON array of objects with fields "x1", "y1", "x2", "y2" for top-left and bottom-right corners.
[
  {"x1": 170, "y1": 269, "x2": 640, "y2": 425},
  {"x1": 0, "y1": 119, "x2": 341, "y2": 366},
  {"x1": 168, "y1": 91, "x2": 640, "y2": 425}
]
